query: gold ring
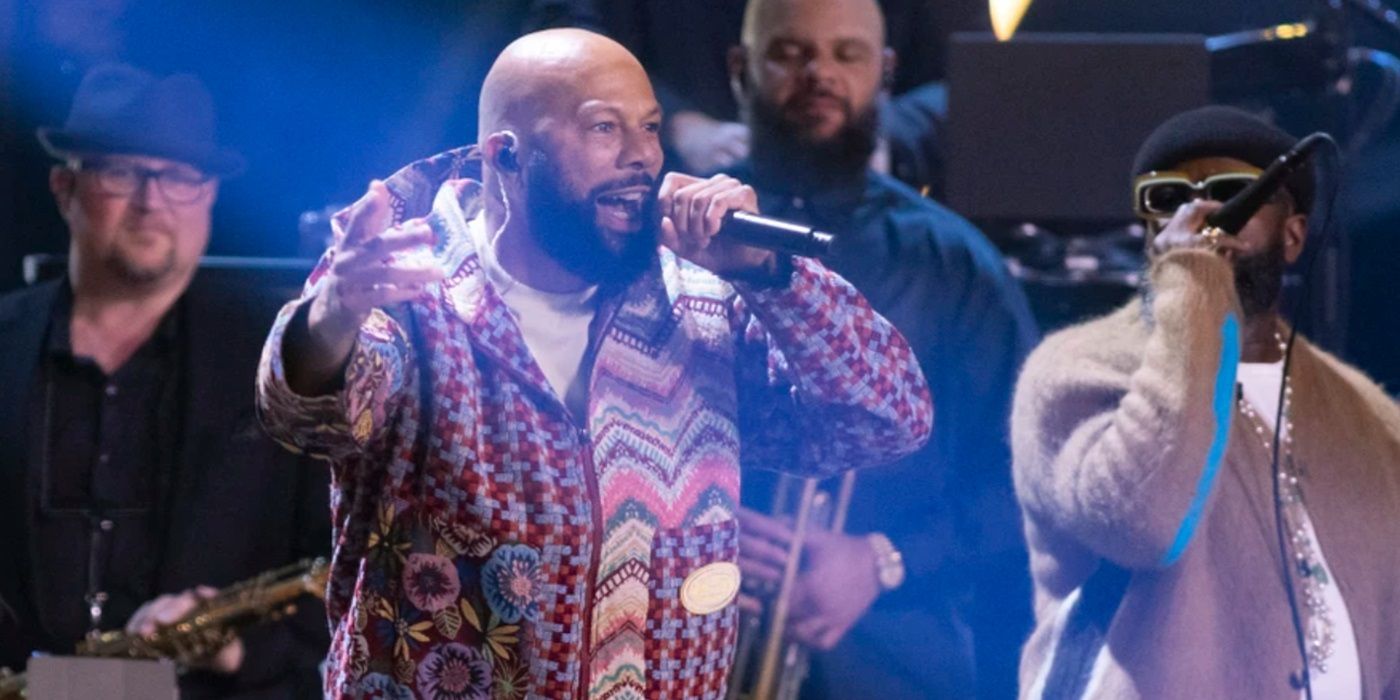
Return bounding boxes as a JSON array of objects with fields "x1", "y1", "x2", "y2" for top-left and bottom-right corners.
[{"x1": 1198, "y1": 226, "x2": 1224, "y2": 249}]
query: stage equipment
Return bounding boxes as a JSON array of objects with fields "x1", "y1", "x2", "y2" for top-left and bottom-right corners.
[
  {"x1": 944, "y1": 21, "x2": 1394, "y2": 342},
  {"x1": 946, "y1": 33, "x2": 1212, "y2": 228},
  {"x1": 990, "y1": 0, "x2": 1034, "y2": 41},
  {"x1": 19, "y1": 658, "x2": 175, "y2": 700}
]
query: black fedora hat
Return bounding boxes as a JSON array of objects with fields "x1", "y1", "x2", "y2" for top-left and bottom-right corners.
[{"x1": 37, "y1": 63, "x2": 245, "y2": 177}]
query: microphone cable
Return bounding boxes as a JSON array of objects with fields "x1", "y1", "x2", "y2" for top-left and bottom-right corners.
[{"x1": 1266, "y1": 131, "x2": 1340, "y2": 700}]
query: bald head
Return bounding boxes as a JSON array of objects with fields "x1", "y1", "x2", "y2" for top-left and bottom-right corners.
[
  {"x1": 478, "y1": 28, "x2": 654, "y2": 145},
  {"x1": 473, "y1": 28, "x2": 664, "y2": 291},
  {"x1": 741, "y1": 0, "x2": 885, "y2": 50}
]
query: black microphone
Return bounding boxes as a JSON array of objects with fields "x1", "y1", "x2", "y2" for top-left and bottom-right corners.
[
  {"x1": 1205, "y1": 132, "x2": 1327, "y2": 234},
  {"x1": 719, "y1": 210, "x2": 834, "y2": 258}
]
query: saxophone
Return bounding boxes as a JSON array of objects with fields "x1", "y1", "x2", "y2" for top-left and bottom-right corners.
[
  {"x1": 0, "y1": 669, "x2": 20, "y2": 700},
  {"x1": 0, "y1": 558, "x2": 328, "y2": 700}
]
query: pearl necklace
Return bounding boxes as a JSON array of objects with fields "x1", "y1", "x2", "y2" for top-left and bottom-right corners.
[{"x1": 1236, "y1": 330, "x2": 1335, "y2": 673}]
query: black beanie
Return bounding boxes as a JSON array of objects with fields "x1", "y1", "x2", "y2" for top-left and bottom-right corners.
[{"x1": 1131, "y1": 105, "x2": 1313, "y2": 213}]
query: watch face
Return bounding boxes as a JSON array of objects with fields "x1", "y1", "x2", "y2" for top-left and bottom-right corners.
[
  {"x1": 878, "y1": 564, "x2": 905, "y2": 590},
  {"x1": 868, "y1": 534, "x2": 905, "y2": 591}
]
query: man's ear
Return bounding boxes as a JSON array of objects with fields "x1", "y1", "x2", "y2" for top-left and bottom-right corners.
[
  {"x1": 727, "y1": 46, "x2": 750, "y2": 104},
  {"x1": 1283, "y1": 211, "x2": 1308, "y2": 265},
  {"x1": 881, "y1": 48, "x2": 897, "y2": 91},
  {"x1": 49, "y1": 164, "x2": 76, "y2": 219},
  {"x1": 482, "y1": 130, "x2": 521, "y2": 176}
]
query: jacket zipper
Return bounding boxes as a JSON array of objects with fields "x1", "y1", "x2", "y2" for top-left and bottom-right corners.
[
  {"x1": 576, "y1": 426, "x2": 604, "y2": 700},
  {"x1": 574, "y1": 296, "x2": 616, "y2": 700}
]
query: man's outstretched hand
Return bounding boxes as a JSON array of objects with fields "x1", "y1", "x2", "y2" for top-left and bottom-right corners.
[{"x1": 286, "y1": 180, "x2": 444, "y2": 395}]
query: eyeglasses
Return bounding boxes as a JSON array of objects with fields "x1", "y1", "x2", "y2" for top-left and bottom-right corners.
[
  {"x1": 1132, "y1": 170, "x2": 1260, "y2": 220},
  {"x1": 77, "y1": 159, "x2": 213, "y2": 204}
]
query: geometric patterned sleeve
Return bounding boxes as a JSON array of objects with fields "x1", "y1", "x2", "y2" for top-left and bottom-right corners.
[
  {"x1": 255, "y1": 255, "x2": 418, "y2": 464},
  {"x1": 731, "y1": 255, "x2": 934, "y2": 477}
]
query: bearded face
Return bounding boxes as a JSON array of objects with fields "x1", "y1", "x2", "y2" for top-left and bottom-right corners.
[
  {"x1": 1138, "y1": 221, "x2": 1291, "y2": 326},
  {"x1": 1232, "y1": 231, "x2": 1287, "y2": 318},
  {"x1": 60, "y1": 155, "x2": 214, "y2": 287},
  {"x1": 522, "y1": 148, "x2": 659, "y2": 287},
  {"x1": 747, "y1": 85, "x2": 879, "y2": 186}
]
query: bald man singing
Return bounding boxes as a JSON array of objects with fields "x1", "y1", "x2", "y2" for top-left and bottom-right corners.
[{"x1": 256, "y1": 29, "x2": 931, "y2": 699}]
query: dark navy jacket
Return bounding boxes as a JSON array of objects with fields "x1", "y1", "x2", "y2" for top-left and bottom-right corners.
[{"x1": 0, "y1": 274, "x2": 330, "y2": 699}]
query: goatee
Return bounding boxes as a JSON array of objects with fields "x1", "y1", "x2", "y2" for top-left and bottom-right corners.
[{"x1": 109, "y1": 245, "x2": 177, "y2": 285}]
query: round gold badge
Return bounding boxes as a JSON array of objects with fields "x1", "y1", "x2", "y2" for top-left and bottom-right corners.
[{"x1": 679, "y1": 562, "x2": 741, "y2": 616}]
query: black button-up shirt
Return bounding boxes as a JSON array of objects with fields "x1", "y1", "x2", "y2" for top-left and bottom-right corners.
[{"x1": 26, "y1": 286, "x2": 179, "y2": 647}]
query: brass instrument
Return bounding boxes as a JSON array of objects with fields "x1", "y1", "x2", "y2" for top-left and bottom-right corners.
[
  {"x1": 0, "y1": 558, "x2": 328, "y2": 700},
  {"x1": 729, "y1": 472, "x2": 856, "y2": 700},
  {"x1": 0, "y1": 669, "x2": 21, "y2": 700}
]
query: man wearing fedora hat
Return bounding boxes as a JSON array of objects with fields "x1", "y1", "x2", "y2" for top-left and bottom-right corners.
[{"x1": 0, "y1": 63, "x2": 330, "y2": 698}]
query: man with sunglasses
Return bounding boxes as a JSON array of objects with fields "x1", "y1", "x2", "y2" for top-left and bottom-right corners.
[
  {"x1": 1010, "y1": 105, "x2": 1400, "y2": 698},
  {"x1": 0, "y1": 64, "x2": 329, "y2": 697}
]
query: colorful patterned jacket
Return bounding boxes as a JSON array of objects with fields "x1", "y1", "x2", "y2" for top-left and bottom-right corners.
[{"x1": 256, "y1": 147, "x2": 932, "y2": 700}]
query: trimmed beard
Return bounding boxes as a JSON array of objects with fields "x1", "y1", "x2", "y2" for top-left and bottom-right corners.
[
  {"x1": 747, "y1": 91, "x2": 879, "y2": 190},
  {"x1": 1137, "y1": 234, "x2": 1287, "y2": 325},
  {"x1": 108, "y1": 241, "x2": 177, "y2": 285},
  {"x1": 1233, "y1": 234, "x2": 1287, "y2": 318},
  {"x1": 523, "y1": 150, "x2": 658, "y2": 288}
]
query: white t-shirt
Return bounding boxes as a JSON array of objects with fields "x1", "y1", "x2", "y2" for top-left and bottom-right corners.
[
  {"x1": 471, "y1": 218, "x2": 597, "y2": 420},
  {"x1": 1238, "y1": 360, "x2": 1361, "y2": 700}
]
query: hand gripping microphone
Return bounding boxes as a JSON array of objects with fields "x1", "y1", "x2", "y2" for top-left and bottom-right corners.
[
  {"x1": 719, "y1": 210, "x2": 834, "y2": 258},
  {"x1": 1204, "y1": 132, "x2": 1328, "y2": 235}
]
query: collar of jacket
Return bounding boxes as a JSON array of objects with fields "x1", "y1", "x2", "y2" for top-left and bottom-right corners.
[{"x1": 367, "y1": 145, "x2": 685, "y2": 410}]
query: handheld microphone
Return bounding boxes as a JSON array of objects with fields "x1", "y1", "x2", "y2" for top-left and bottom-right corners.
[
  {"x1": 719, "y1": 211, "x2": 834, "y2": 258},
  {"x1": 1204, "y1": 132, "x2": 1327, "y2": 234}
]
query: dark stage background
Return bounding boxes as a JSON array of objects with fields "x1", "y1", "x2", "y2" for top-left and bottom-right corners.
[
  {"x1": 3, "y1": 0, "x2": 1395, "y2": 390},
  {"x1": 2, "y1": 2, "x2": 1397, "y2": 698}
]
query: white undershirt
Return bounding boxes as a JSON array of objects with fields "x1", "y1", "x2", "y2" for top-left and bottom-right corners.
[
  {"x1": 470, "y1": 217, "x2": 597, "y2": 419},
  {"x1": 1238, "y1": 361, "x2": 1362, "y2": 700}
]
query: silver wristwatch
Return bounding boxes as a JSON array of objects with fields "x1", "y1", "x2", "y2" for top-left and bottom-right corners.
[{"x1": 866, "y1": 532, "x2": 906, "y2": 591}]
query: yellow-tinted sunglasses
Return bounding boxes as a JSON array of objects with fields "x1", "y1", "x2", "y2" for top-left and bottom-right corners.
[{"x1": 1132, "y1": 169, "x2": 1263, "y2": 220}]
